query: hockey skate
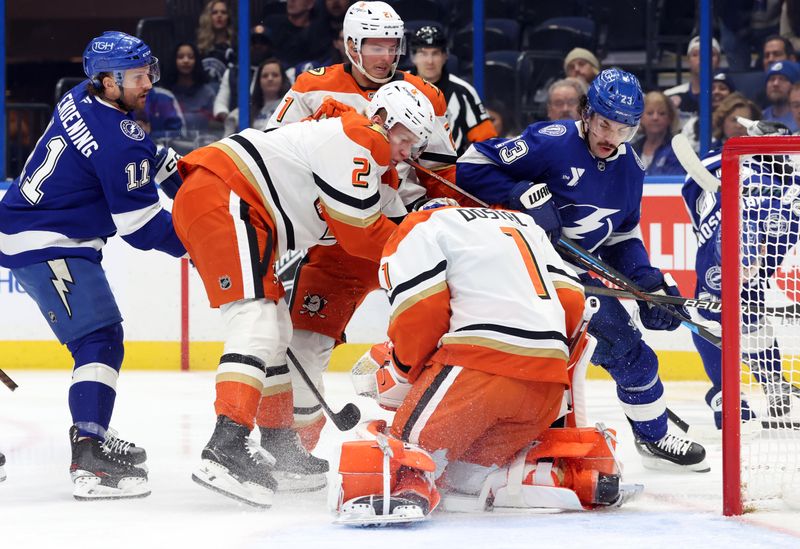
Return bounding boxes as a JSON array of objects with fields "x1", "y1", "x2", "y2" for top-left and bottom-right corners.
[
  {"x1": 260, "y1": 427, "x2": 328, "y2": 492},
  {"x1": 634, "y1": 432, "x2": 710, "y2": 473},
  {"x1": 192, "y1": 415, "x2": 277, "y2": 508},
  {"x1": 336, "y1": 492, "x2": 429, "y2": 526},
  {"x1": 0, "y1": 450, "x2": 6, "y2": 482},
  {"x1": 69, "y1": 426, "x2": 150, "y2": 500}
]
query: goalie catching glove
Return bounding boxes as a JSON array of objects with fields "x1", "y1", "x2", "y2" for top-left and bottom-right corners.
[
  {"x1": 154, "y1": 145, "x2": 183, "y2": 199},
  {"x1": 507, "y1": 181, "x2": 562, "y2": 244},
  {"x1": 351, "y1": 341, "x2": 412, "y2": 411}
]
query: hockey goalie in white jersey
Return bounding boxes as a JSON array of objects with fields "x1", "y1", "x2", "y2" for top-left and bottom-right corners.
[{"x1": 333, "y1": 200, "x2": 641, "y2": 525}]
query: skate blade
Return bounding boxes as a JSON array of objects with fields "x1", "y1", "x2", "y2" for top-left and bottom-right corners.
[
  {"x1": 0, "y1": 466, "x2": 6, "y2": 483},
  {"x1": 72, "y1": 472, "x2": 150, "y2": 500},
  {"x1": 192, "y1": 460, "x2": 273, "y2": 509},
  {"x1": 640, "y1": 455, "x2": 711, "y2": 473},
  {"x1": 603, "y1": 483, "x2": 644, "y2": 509},
  {"x1": 273, "y1": 470, "x2": 327, "y2": 493},
  {"x1": 335, "y1": 506, "x2": 427, "y2": 527}
]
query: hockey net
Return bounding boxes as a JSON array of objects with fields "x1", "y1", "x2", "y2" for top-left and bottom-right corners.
[{"x1": 721, "y1": 136, "x2": 800, "y2": 515}]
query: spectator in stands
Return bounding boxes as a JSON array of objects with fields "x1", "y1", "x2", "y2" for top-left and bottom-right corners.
[
  {"x1": 762, "y1": 60, "x2": 800, "y2": 132},
  {"x1": 562, "y1": 48, "x2": 600, "y2": 86},
  {"x1": 681, "y1": 72, "x2": 736, "y2": 152},
  {"x1": 631, "y1": 91, "x2": 684, "y2": 176},
  {"x1": 225, "y1": 58, "x2": 290, "y2": 134},
  {"x1": 780, "y1": 0, "x2": 800, "y2": 52},
  {"x1": 789, "y1": 81, "x2": 800, "y2": 130},
  {"x1": 292, "y1": 23, "x2": 346, "y2": 78},
  {"x1": 665, "y1": 36, "x2": 721, "y2": 125},
  {"x1": 164, "y1": 43, "x2": 218, "y2": 134},
  {"x1": 138, "y1": 87, "x2": 185, "y2": 141},
  {"x1": 545, "y1": 78, "x2": 586, "y2": 121},
  {"x1": 409, "y1": 25, "x2": 496, "y2": 155},
  {"x1": 761, "y1": 34, "x2": 796, "y2": 71},
  {"x1": 711, "y1": 92, "x2": 762, "y2": 148},
  {"x1": 322, "y1": 0, "x2": 352, "y2": 33},
  {"x1": 485, "y1": 99, "x2": 517, "y2": 138},
  {"x1": 213, "y1": 24, "x2": 274, "y2": 123},
  {"x1": 197, "y1": 1, "x2": 236, "y2": 88},
  {"x1": 265, "y1": 0, "x2": 332, "y2": 66}
]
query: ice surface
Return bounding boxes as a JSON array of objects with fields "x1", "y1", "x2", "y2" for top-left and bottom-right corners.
[{"x1": 1, "y1": 371, "x2": 798, "y2": 549}]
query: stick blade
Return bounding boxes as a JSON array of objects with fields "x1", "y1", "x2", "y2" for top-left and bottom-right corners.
[
  {"x1": 671, "y1": 133, "x2": 720, "y2": 192},
  {"x1": 332, "y1": 403, "x2": 361, "y2": 431}
]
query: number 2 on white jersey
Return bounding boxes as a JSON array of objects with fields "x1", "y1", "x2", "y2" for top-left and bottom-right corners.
[{"x1": 20, "y1": 136, "x2": 67, "y2": 205}]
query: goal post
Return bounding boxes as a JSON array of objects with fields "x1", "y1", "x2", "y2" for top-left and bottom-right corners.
[{"x1": 721, "y1": 136, "x2": 800, "y2": 516}]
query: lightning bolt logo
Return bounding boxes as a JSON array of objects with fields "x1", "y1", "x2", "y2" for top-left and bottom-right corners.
[
  {"x1": 563, "y1": 206, "x2": 619, "y2": 248},
  {"x1": 48, "y1": 259, "x2": 74, "y2": 318}
]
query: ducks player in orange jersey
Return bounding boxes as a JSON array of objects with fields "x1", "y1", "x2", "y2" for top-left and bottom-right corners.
[
  {"x1": 261, "y1": 1, "x2": 466, "y2": 484},
  {"x1": 333, "y1": 201, "x2": 639, "y2": 525},
  {"x1": 171, "y1": 81, "x2": 436, "y2": 507}
]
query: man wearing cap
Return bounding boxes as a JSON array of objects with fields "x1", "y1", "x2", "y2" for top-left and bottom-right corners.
[
  {"x1": 563, "y1": 47, "x2": 601, "y2": 85},
  {"x1": 665, "y1": 36, "x2": 721, "y2": 122},
  {"x1": 411, "y1": 25, "x2": 497, "y2": 155},
  {"x1": 680, "y1": 72, "x2": 736, "y2": 152},
  {"x1": 763, "y1": 60, "x2": 800, "y2": 132}
]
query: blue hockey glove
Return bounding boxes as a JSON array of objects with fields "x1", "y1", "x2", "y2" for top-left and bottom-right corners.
[
  {"x1": 154, "y1": 145, "x2": 183, "y2": 199},
  {"x1": 636, "y1": 272, "x2": 688, "y2": 331},
  {"x1": 507, "y1": 181, "x2": 562, "y2": 243}
]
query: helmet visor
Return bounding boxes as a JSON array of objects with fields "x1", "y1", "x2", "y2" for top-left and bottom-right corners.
[
  {"x1": 586, "y1": 113, "x2": 639, "y2": 145},
  {"x1": 119, "y1": 58, "x2": 160, "y2": 87},
  {"x1": 357, "y1": 36, "x2": 406, "y2": 58}
]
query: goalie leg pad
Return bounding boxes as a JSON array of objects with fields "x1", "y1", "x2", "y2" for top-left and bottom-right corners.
[{"x1": 334, "y1": 436, "x2": 440, "y2": 525}]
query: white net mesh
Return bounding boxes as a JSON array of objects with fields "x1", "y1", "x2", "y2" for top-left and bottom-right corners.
[{"x1": 735, "y1": 151, "x2": 800, "y2": 508}]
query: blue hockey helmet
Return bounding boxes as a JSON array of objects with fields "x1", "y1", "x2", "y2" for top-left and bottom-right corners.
[
  {"x1": 83, "y1": 31, "x2": 160, "y2": 88},
  {"x1": 586, "y1": 68, "x2": 644, "y2": 126}
]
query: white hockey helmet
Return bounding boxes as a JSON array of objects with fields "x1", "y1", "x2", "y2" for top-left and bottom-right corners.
[
  {"x1": 366, "y1": 81, "x2": 435, "y2": 152},
  {"x1": 344, "y1": 1, "x2": 405, "y2": 84}
]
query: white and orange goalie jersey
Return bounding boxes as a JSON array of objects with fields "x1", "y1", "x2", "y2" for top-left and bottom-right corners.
[
  {"x1": 267, "y1": 64, "x2": 457, "y2": 202},
  {"x1": 379, "y1": 206, "x2": 586, "y2": 384}
]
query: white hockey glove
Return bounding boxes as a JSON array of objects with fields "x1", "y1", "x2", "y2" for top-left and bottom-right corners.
[{"x1": 154, "y1": 145, "x2": 183, "y2": 199}]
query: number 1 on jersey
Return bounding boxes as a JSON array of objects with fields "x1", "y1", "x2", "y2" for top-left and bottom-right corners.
[{"x1": 501, "y1": 227, "x2": 550, "y2": 299}]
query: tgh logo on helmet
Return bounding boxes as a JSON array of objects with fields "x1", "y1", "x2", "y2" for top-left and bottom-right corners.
[{"x1": 92, "y1": 41, "x2": 115, "y2": 53}]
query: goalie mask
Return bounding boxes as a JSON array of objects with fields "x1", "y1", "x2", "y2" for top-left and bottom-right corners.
[
  {"x1": 366, "y1": 81, "x2": 435, "y2": 156},
  {"x1": 344, "y1": 1, "x2": 405, "y2": 84}
]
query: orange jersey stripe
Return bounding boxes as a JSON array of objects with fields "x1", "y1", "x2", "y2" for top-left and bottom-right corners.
[
  {"x1": 320, "y1": 205, "x2": 397, "y2": 263},
  {"x1": 466, "y1": 118, "x2": 499, "y2": 143},
  {"x1": 381, "y1": 209, "x2": 439, "y2": 258},
  {"x1": 340, "y1": 111, "x2": 391, "y2": 168},
  {"x1": 387, "y1": 286, "x2": 452, "y2": 382},
  {"x1": 431, "y1": 343, "x2": 570, "y2": 385}
]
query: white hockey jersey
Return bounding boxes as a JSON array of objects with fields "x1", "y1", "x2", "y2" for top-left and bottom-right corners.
[
  {"x1": 380, "y1": 206, "x2": 585, "y2": 384},
  {"x1": 178, "y1": 112, "x2": 397, "y2": 262}
]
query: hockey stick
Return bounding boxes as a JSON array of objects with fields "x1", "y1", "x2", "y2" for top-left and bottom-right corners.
[
  {"x1": 286, "y1": 349, "x2": 361, "y2": 431},
  {"x1": 404, "y1": 159, "x2": 490, "y2": 207},
  {"x1": 671, "y1": 134, "x2": 720, "y2": 192},
  {"x1": 556, "y1": 237, "x2": 722, "y2": 348},
  {"x1": 584, "y1": 285, "x2": 722, "y2": 313},
  {"x1": 0, "y1": 368, "x2": 17, "y2": 391},
  {"x1": 584, "y1": 284, "x2": 800, "y2": 319}
]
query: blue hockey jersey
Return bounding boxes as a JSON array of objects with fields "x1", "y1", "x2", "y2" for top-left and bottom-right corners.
[
  {"x1": 0, "y1": 81, "x2": 185, "y2": 268},
  {"x1": 682, "y1": 151, "x2": 800, "y2": 301},
  {"x1": 457, "y1": 120, "x2": 656, "y2": 281}
]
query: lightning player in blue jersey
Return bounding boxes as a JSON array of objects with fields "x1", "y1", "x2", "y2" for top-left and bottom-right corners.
[
  {"x1": 457, "y1": 68, "x2": 709, "y2": 472},
  {"x1": 0, "y1": 31, "x2": 185, "y2": 499},
  {"x1": 682, "y1": 120, "x2": 800, "y2": 429}
]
